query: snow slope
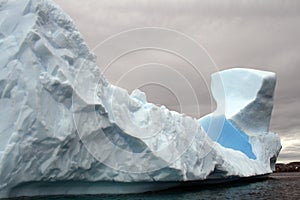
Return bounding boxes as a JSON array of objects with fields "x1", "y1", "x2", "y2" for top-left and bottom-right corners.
[{"x1": 0, "y1": 0, "x2": 281, "y2": 198}]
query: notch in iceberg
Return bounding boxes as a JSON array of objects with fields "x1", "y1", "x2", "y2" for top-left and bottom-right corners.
[{"x1": 200, "y1": 114, "x2": 256, "y2": 160}]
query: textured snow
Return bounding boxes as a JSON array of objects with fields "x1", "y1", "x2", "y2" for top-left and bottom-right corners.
[{"x1": 0, "y1": 0, "x2": 281, "y2": 198}]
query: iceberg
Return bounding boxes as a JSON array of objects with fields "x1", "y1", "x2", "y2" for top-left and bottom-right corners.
[
  {"x1": 199, "y1": 68, "x2": 278, "y2": 161},
  {"x1": 0, "y1": 0, "x2": 281, "y2": 198}
]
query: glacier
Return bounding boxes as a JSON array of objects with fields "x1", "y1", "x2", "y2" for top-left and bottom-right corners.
[{"x1": 0, "y1": 0, "x2": 281, "y2": 198}]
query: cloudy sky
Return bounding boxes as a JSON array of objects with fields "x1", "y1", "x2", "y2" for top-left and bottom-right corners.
[{"x1": 54, "y1": 0, "x2": 300, "y2": 163}]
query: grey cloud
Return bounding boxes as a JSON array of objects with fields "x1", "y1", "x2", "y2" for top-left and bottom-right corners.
[{"x1": 277, "y1": 140, "x2": 300, "y2": 162}]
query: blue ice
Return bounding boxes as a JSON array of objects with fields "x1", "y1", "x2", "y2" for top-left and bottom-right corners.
[{"x1": 200, "y1": 115, "x2": 256, "y2": 160}]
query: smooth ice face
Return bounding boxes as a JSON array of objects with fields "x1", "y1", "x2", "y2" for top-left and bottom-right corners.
[
  {"x1": 211, "y1": 68, "x2": 276, "y2": 135},
  {"x1": 200, "y1": 115, "x2": 256, "y2": 160},
  {"x1": 0, "y1": 0, "x2": 281, "y2": 198}
]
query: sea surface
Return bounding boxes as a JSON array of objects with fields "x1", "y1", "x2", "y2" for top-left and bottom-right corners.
[{"x1": 15, "y1": 172, "x2": 300, "y2": 200}]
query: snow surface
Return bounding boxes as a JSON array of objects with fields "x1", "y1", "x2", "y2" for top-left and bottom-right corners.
[{"x1": 0, "y1": 0, "x2": 281, "y2": 198}]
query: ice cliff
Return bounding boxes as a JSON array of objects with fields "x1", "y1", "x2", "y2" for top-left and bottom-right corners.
[{"x1": 0, "y1": 0, "x2": 281, "y2": 198}]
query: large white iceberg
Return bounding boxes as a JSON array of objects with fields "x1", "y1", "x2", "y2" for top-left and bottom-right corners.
[{"x1": 0, "y1": 0, "x2": 281, "y2": 198}]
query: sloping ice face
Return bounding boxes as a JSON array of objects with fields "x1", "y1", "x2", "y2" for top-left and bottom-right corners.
[
  {"x1": 200, "y1": 115, "x2": 256, "y2": 160},
  {"x1": 0, "y1": 0, "x2": 281, "y2": 198}
]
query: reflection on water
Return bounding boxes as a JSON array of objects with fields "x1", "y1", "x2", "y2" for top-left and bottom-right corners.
[{"x1": 15, "y1": 173, "x2": 300, "y2": 200}]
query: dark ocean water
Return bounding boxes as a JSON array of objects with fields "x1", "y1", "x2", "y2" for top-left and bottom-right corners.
[{"x1": 15, "y1": 172, "x2": 300, "y2": 200}]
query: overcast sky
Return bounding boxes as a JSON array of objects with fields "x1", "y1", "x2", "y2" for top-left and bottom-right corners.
[{"x1": 54, "y1": 0, "x2": 300, "y2": 163}]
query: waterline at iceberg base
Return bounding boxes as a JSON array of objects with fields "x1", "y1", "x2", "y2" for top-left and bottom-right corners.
[{"x1": 0, "y1": 0, "x2": 281, "y2": 198}]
